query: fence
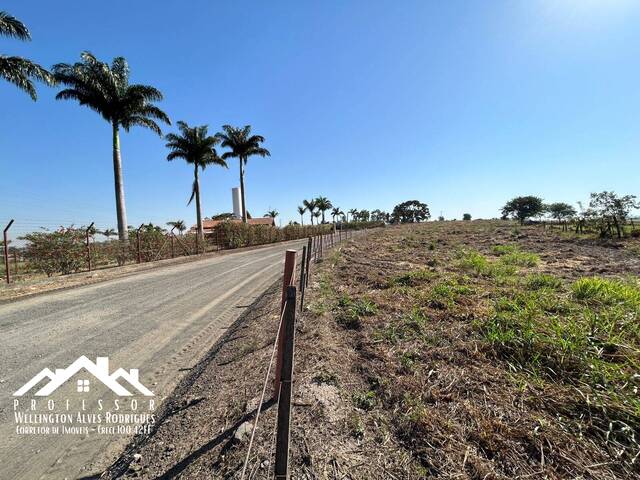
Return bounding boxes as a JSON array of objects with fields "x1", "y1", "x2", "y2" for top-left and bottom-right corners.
[
  {"x1": 0, "y1": 219, "x2": 374, "y2": 285},
  {"x1": 239, "y1": 227, "x2": 364, "y2": 480}
]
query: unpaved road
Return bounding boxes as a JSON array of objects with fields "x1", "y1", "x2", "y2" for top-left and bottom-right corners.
[{"x1": 0, "y1": 240, "x2": 306, "y2": 480}]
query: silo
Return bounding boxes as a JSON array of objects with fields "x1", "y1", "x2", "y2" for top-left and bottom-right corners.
[{"x1": 232, "y1": 187, "x2": 242, "y2": 219}]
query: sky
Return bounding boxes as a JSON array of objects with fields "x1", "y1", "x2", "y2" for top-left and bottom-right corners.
[{"x1": 1, "y1": 0, "x2": 639, "y2": 237}]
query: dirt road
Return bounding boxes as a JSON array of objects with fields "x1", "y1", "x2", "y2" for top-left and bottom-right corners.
[{"x1": 0, "y1": 239, "x2": 306, "y2": 480}]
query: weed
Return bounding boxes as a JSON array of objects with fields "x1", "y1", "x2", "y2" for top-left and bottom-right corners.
[
  {"x1": 313, "y1": 371, "x2": 340, "y2": 387},
  {"x1": 348, "y1": 414, "x2": 365, "y2": 440},
  {"x1": 352, "y1": 390, "x2": 377, "y2": 411},
  {"x1": 526, "y1": 273, "x2": 562, "y2": 290},
  {"x1": 572, "y1": 277, "x2": 640, "y2": 308},
  {"x1": 336, "y1": 294, "x2": 378, "y2": 329},
  {"x1": 500, "y1": 251, "x2": 539, "y2": 267},
  {"x1": 388, "y1": 269, "x2": 435, "y2": 287}
]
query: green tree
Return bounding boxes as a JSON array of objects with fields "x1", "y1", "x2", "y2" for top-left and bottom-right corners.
[
  {"x1": 53, "y1": 52, "x2": 170, "y2": 242},
  {"x1": 166, "y1": 220, "x2": 186, "y2": 235},
  {"x1": 589, "y1": 191, "x2": 639, "y2": 238},
  {"x1": 313, "y1": 210, "x2": 321, "y2": 224},
  {"x1": 216, "y1": 125, "x2": 270, "y2": 223},
  {"x1": 165, "y1": 122, "x2": 227, "y2": 242},
  {"x1": 297, "y1": 205, "x2": 306, "y2": 225},
  {"x1": 266, "y1": 209, "x2": 279, "y2": 219},
  {"x1": 0, "y1": 11, "x2": 54, "y2": 100},
  {"x1": 463, "y1": 213, "x2": 472, "y2": 221},
  {"x1": 331, "y1": 207, "x2": 343, "y2": 223},
  {"x1": 546, "y1": 202, "x2": 576, "y2": 231},
  {"x1": 348, "y1": 208, "x2": 358, "y2": 222},
  {"x1": 303, "y1": 199, "x2": 317, "y2": 225},
  {"x1": 391, "y1": 200, "x2": 430, "y2": 223},
  {"x1": 315, "y1": 196, "x2": 333, "y2": 223},
  {"x1": 501, "y1": 196, "x2": 544, "y2": 225}
]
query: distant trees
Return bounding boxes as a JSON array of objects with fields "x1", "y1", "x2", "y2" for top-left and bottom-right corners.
[
  {"x1": 315, "y1": 197, "x2": 333, "y2": 223},
  {"x1": 297, "y1": 206, "x2": 306, "y2": 225},
  {"x1": 331, "y1": 207, "x2": 343, "y2": 223},
  {"x1": 463, "y1": 213, "x2": 472, "y2": 221},
  {"x1": 588, "y1": 191, "x2": 639, "y2": 238},
  {"x1": 391, "y1": 200, "x2": 430, "y2": 224},
  {"x1": 53, "y1": 52, "x2": 170, "y2": 242},
  {"x1": 0, "y1": 11, "x2": 54, "y2": 100},
  {"x1": 546, "y1": 202, "x2": 576, "y2": 231},
  {"x1": 371, "y1": 209, "x2": 389, "y2": 222},
  {"x1": 501, "y1": 196, "x2": 544, "y2": 225},
  {"x1": 166, "y1": 220, "x2": 186, "y2": 234},
  {"x1": 216, "y1": 125, "x2": 270, "y2": 223},
  {"x1": 266, "y1": 209, "x2": 278, "y2": 219},
  {"x1": 303, "y1": 199, "x2": 317, "y2": 225}
]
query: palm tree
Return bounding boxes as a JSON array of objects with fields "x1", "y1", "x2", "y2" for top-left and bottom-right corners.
[
  {"x1": 331, "y1": 207, "x2": 343, "y2": 223},
  {"x1": 313, "y1": 210, "x2": 321, "y2": 224},
  {"x1": 53, "y1": 52, "x2": 170, "y2": 242},
  {"x1": 303, "y1": 199, "x2": 317, "y2": 225},
  {"x1": 297, "y1": 206, "x2": 306, "y2": 225},
  {"x1": 167, "y1": 220, "x2": 186, "y2": 235},
  {"x1": 165, "y1": 122, "x2": 227, "y2": 242},
  {"x1": 266, "y1": 209, "x2": 278, "y2": 219},
  {"x1": 102, "y1": 228, "x2": 116, "y2": 240},
  {"x1": 315, "y1": 196, "x2": 333, "y2": 223},
  {"x1": 215, "y1": 125, "x2": 270, "y2": 223},
  {"x1": 1, "y1": 11, "x2": 54, "y2": 100}
]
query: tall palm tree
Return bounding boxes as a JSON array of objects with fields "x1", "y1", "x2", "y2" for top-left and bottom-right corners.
[
  {"x1": 348, "y1": 208, "x2": 358, "y2": 223},
  {"x1": 315, "y1": 196, "x2": 333, "y2": 224},
  {"x1": 53, "y1": 52, "x2": 170, "y2": 242},
  {"x1": 165, "y1": 121, "x2": 227, "y2": 242},
  {"x1": 167, "y1": 220, "x2": 186, "y2": 235},
  {"x1": 215, "y1": 125, "x2": 270, "y2": 223},
  {"x1": 331, "y1": 207, "x2": 343, "y2": 223},
  {"x1": 303, "y1": 199, "x2": 317, "y2": 225},
  {"x1": 297, "y1": 205, "x2": 306, "y2": 225},
  {"x1": 313, "y1": 210, "x2": 321, "y2": 225},
  {"x1": 0, "y1": 11, "x2": 54, "y2": 100},
  {"x1": 266, "y1": 209, "x2": 278, "y2": 219}
]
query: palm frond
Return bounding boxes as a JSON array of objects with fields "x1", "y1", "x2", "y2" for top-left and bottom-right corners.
[
  {"x1": 0, "y1": 12, "x2": 30, "y2": 41},
  {"x1": 0, "y1": 55, "x2": 54, "y2": 100}
]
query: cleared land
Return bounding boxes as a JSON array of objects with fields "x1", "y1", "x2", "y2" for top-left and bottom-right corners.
[{"x1": 107, "y1": 221, "x2": 640, "y2": 479}]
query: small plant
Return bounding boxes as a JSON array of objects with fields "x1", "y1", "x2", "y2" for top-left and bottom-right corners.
[
  {"x1": 499, "y1": 250, "x2": 539, "y2": 267},
  {"x1": 526, "y1": 273, "x2": 561, "y2": 290},
  {"x1": 388, "y1": 269, "x2": 434, "y2": 287},
  {"x1": 352, "y1": 390, "x2": 376, "y2": 411},
  {"x1": 312, "y1": 371, "x2": 340, "y2": 386},
  {"x1": 572, "y1": 277, "x2": 640, "y2": 307},
  {"x1": 348, "y1": 414, "x2": 365, "y2": 440},
  {"x1": 336, "y1": 295, "x2": 378, "y2": 329}
]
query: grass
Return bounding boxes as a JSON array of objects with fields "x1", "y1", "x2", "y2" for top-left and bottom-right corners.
[
  {"x1": 336, "y1": 294, "x2": 378, "y2": 329},
  {"x1": 388, "y1": 268, "x2": 435, "y2": 287},
  {"x1": 572, "y1": 277, "x2": 640, "y2": 307}
]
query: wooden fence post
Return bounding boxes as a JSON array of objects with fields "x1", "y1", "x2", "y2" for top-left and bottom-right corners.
[
  {"x1": 86, "y1": 222, "x2": 94, "y2": 272},
  {"x1": 299, "y1": 246, "x2": 307, "y2": 311},
  {"x1": 274, "y1": 285, "x2": 297, "y2": 480},
  {"x1": 305, "y1": 237, "x2": 312, "y2": 287},
  {"x1": 3, "y1": 219, "x2": 14, "y2": 284},
  {"x1": 275, "y1": 250, "x2": 297, "y2": 392}
]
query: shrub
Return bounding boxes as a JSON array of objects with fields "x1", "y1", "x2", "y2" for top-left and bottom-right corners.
[{"x1": 20, "y1": 228, "x2": 87, "y2": 276}]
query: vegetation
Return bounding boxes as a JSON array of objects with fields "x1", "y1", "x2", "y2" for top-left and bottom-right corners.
[
  {"x1": 501, "y1": 196, "x2": 544, "y2": 224},
  {"x1": 462, "y1": 213, "x2": 471, "y2": 221},
  {"x1": 0, "y1": 11, "x2": 54, "y2": 100},
  {"x1": 215, "y1": 125, "x2": 270, "y2": 223},
  {"x1": 391, "y1": 200, "x2": 430, "y2": 223},
  {"x1": 165, "y1": 122, "x2": 227, "y2": 242},
  {"x1": 53, "y1": 52, "x2": 171, "y2": 242}
]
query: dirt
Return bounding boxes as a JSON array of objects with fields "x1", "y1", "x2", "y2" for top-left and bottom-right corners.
[{"x1": 102, "y1": 221, "x2": 640, "y2": 479}]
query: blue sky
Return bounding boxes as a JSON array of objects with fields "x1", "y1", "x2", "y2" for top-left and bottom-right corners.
[{"x1": 1, "y1": 0, "x2": 639, "y2": 236}]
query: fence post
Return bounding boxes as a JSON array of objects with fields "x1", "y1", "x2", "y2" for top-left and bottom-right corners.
[
  {"x1": 86, "y1": 222, "x2": 94, "y2": 272},
  {"x1": 274, "y1": 285, "x2": 297, "y2": 480},
  {"x1": 13, "y1": 250, "x2": 18, "y2": 276},
  {"x1": 305, "y1": 237, "x2": 312, "y2": 287},
  {"x1": 299, "y1": 246, "x2": 307, "y2": 311},
  {"x1": 136, "y1": 224, "x2": 144, "y2": 264},
  {"x1": 275, "y1": 250, "x2": 297, "y2": 392},
  {"x1": 3, "y1": 219, "x2": 14, "y2": 284}
]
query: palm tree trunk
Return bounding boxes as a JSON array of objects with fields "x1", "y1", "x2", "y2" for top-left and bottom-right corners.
[
  {"x1": 239, "y1": 157, "x2": 247, "y2": 223},
  {"x1": 322, "y1": 211, "x2": 326, "y2": 223},
  {"x1": 300, "y1": 215, "x2": 304, "y2": 225},
  {"x1": 194, "y1": 164, "x2": 204, "y2": 242},
  {"x1": 112, "y1": 122, "x2": 129, "y2": 243}
]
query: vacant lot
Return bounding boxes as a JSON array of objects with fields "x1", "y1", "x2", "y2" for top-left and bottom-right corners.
[{"x1": 107, "y1": 221, "x2": 640, "y2": 479}]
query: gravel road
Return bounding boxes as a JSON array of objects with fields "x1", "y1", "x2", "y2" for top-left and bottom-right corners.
[{"x1": 0, "y1": 239, "x2": 306, "y2": 480}]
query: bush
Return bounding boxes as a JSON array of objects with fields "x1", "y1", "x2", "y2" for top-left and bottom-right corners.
[{"x1": 21, "y1": 228, "x2": 87, "y2": 276}]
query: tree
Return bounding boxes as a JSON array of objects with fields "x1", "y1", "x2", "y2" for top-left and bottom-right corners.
[
  {"x1": 53, "y1": 52, "x2": 170, "y2": 242},
  {"x1": 303, "y1": 199, "x2": 317, "y2": 225},
  {"x1": 313, "y1": 210, "x2": 321, "y2": 224},
  {"x1": 1, "y1": 11, "x2": 54, "y2": 100},
  {"x1": 588, "y1": 191, "x2": 639, "y2": 238},
  {"x1": 371, "y1": 209, "x2": 389, "y2": 222},
  {"x1": 331, "y1": 207, "x2": 343, "y2": 223},
  {"x1": 546, "y1": 203, "x2": 576, "y2": 231},
  {"x1": 297, "y1": 206, "x2": 306, "y2": 225},
  {"x1": 165, "y1": 121, "x2": 227, "y2": 242},
  {"x1": 315, "y1": 196, "x2": 333, "y2": 223},
  {"x1": 166, "y1": 220, "x2": 186, "y2": 235},
  {"x1": 391, "y1": 200, "x2": 430, "y2": 223},
  {"x1": 463, "y1": 213, "x2": 472, "y2": 221},
  {"x1": 348, "y1": 208, "x2": 358, "y2": 223},
  {"x1": 501, "y1": 196, "x2": 544, "y2": 225},
  {"x1": 266, "y1": 209, "x2": 278, "y2": 219},
  {"x1": 216, "y1": 125, "x2": 270, "y2": 223},
  {"x1": 102, "y1": 228, "x2": 116, "y2": 239}
]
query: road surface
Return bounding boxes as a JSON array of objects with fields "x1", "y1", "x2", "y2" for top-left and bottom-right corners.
[{"x1": 0, "y1": 240, "x2": 307, "y2": 480}]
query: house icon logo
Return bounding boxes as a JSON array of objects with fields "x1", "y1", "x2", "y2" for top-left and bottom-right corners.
[{"x1": 13, "y1": 356, "x2": 154, "y2": 397}]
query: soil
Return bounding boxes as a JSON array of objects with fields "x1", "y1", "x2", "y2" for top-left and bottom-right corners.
[{"x1": 102, "y1": 221, "x2": 640, "y2": 479}]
